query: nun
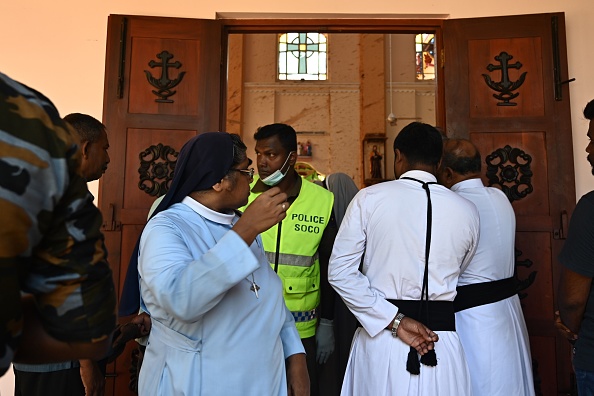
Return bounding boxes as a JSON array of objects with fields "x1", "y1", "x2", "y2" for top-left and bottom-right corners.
[{"x1": 133, "y1": 132, "x2": 308, "y2": 395}]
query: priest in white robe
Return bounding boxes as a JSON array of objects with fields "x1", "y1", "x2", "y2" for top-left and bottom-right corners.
[
  {"x1": 438, "y1": 138, "x2": 535, "y2": 396},
  {"x1": 134, "y1": 132, "x2": 308, "y2": 396},
  {"x1": 329, "y1": 122, "x2": 479, "y2": 396}
]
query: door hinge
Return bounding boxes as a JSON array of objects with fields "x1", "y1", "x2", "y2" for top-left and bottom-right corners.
[
  {"x1": 553, "y1": 209, "x2": 568, "y2": 240},
  {"x1": 551, "y1": 15, "x2": 576, "y2": 101},
  {"x1": 102, "y1": 203, "x2": 119, "y2": 231},
  {"x1": 116, "y1": 17, "x2": 128, "y2": 99},
  {"x1": 440, "y1": 49, "x2": 445, "y2": 68}
]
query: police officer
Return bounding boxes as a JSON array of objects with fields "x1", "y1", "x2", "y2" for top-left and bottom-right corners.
[{"x1": 243, "y1": 123, "x2": 336, "y2": 396}]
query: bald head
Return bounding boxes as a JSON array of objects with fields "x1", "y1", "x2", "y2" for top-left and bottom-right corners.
[{"x1": 437, "y1": 139, "x2": 482, "y2": 188}]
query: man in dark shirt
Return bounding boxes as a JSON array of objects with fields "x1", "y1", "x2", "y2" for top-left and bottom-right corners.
[{"x1": 558, "y1": 98, "x2": 594, "y2": 395}]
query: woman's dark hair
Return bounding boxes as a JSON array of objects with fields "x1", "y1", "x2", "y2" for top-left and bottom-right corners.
[
  {"x1": 230, "y1": 133, "x2": 248, "y2": 167},
  {"x1": 223, "y1": 133, "x2": 249, "y2": 186}
]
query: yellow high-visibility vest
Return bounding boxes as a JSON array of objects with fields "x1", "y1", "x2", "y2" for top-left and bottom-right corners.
[{"x1": 244, "y1": 176, "x2": 334, "y2": 338}]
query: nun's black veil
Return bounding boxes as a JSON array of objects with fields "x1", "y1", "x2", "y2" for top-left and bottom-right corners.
[{"x1": 119, "y1": 132, "x2": 234, "y2": 316}]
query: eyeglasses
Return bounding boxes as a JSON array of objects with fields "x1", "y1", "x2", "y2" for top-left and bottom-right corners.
[{"x1": 229, "y1": 167, "x2": 255, "y2": 179}]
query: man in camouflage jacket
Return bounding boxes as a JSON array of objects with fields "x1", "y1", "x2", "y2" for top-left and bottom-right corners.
[{"x1": 0, "y1": 72, "x2": 116, "y2": 378}]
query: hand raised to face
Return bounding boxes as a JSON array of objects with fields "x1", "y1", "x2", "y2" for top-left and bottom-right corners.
[{"x1": 233, "y1": 187, "x2": 288, "y2": 245}]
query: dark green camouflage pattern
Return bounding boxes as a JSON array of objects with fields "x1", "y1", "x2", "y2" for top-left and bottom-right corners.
[{"x1": 0, "y1": 72, "x2": 116, "y2": 376}]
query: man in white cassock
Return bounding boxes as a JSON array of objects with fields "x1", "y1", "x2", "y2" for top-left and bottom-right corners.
[
  {"x1": 329, "y1": 122, "x2": 479, "y2": 396},
  {"x1": 438, "y1": 138, "x2": 535, "y2": 395}
]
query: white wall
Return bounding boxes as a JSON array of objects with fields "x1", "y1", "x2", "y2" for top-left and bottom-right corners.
[
  {"x1": 1, "y1": 0, "x2": 593, "y2": 389},
  {"x1": 1, "y1": 1, "x2": 593, "y2": 201}
]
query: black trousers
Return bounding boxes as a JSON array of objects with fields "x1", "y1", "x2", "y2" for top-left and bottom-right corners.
[
  {"x1": 303, "y1": 334, "x2": 343, "y2": 396},
  {"x1": 14, "y1": 366, "x2": 85, "y2": 396},
  {"x1": 302, "y1": 336, "x2": 320, "y2": 396}
]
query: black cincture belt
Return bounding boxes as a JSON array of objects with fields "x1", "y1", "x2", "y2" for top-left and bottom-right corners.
[
  {"x1": 388, "y1": 300, "x2": 455, "y2": 331},
  {"x1": 454, "y1": 276, "x2": 517, "y2": 312},
  {"x1": 397, "y1": 177, "x2": 439, "y2": 374}
]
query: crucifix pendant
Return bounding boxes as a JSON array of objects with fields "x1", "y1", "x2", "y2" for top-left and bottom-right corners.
[{"x1": 250, "y1": 281, "x2": 260, "y2": 298}]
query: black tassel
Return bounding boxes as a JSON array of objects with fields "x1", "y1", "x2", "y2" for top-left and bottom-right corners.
[
  {"x1": 406, "y1": 346, "x2": 420, "y2": 375},
  {"x1": 420, "y1": 349, "x2": 437, "y2": 367}
]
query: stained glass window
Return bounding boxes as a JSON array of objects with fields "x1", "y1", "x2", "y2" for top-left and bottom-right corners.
[
  {"x1": 415, "y1": 34, "x2": 435, "y2": 81},
  {"x1": 278, "y1": 33, "x2": 327, "y2": 81}
]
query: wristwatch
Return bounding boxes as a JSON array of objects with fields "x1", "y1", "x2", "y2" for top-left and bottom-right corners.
[{"x1": 391, "y1": 312, "x2": 405, "y2": 338}]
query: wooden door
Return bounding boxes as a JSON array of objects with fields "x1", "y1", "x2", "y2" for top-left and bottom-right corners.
[
  {"x1": 100, "y1": 12, "x2": 576, "y2": 396},
  {"x1": 444, "y1": 13, "x2": 576, "y2": 395},
  {"x1": 99, "y1": 15, "x2": 223, "y2": 396}
]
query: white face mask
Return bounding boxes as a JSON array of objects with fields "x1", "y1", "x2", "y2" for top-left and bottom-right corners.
[{"x1": 261, "y1": 151, "x2": 294, "y2": 186}]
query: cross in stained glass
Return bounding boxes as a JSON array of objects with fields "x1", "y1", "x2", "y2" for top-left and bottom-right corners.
[
  {"x1": 278, "y1": 32, "x2": 327, "y2": 80},
  {"x1": 287, "y1": 33, "x2": 320, "y2": 74}
]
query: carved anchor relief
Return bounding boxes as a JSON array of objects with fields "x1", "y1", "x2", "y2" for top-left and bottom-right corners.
[
  {"x1": 485, "y1": 145, "x2": 533, "y2": 203},
  {"x1": 144, "y1": 50, "x2": 186, "y2": 103},
  {"x1": 482, "y1": 51, "x2": 527, "y2": 106},
  {"x1": 138, "y1": 143, "x2": 179, "y2": 197}
]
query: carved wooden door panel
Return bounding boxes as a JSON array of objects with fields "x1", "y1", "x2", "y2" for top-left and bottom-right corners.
[
  {"x1": 444, "y1": 13, "x2": 576, "y2": 395},
  {"x1": 99, "y1": 15, "x2": 222, "y2": 396}
]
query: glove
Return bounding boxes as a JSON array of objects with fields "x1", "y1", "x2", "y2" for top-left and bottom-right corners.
[{"x1": 315, "y1": 318, "x2": 335, "y2": 364}]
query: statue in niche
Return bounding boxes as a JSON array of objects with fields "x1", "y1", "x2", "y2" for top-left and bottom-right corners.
[
  {"x1": 298, "y1": 140, "x2": 312, "y2": 157},
  {"x1": 370, "y1": 145, "x2": 383, "y2": 179}
]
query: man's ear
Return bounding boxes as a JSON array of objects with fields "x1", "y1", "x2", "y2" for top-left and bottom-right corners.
[
  {"x1": 394, "y1": 148, "x2": 402, "y2": 163},
  {"x1": 288, "y1": 150, "x2": 298, "y2": 166},
  {"x1": 393, "y1": 148, "x2": 404, "y2": 178},
  {"x1": 444, "y1": 167, "x2": 456, "y2": 185},
  {"x1": 81, "y1": 140, "x2": 91, "y2": 159}
]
